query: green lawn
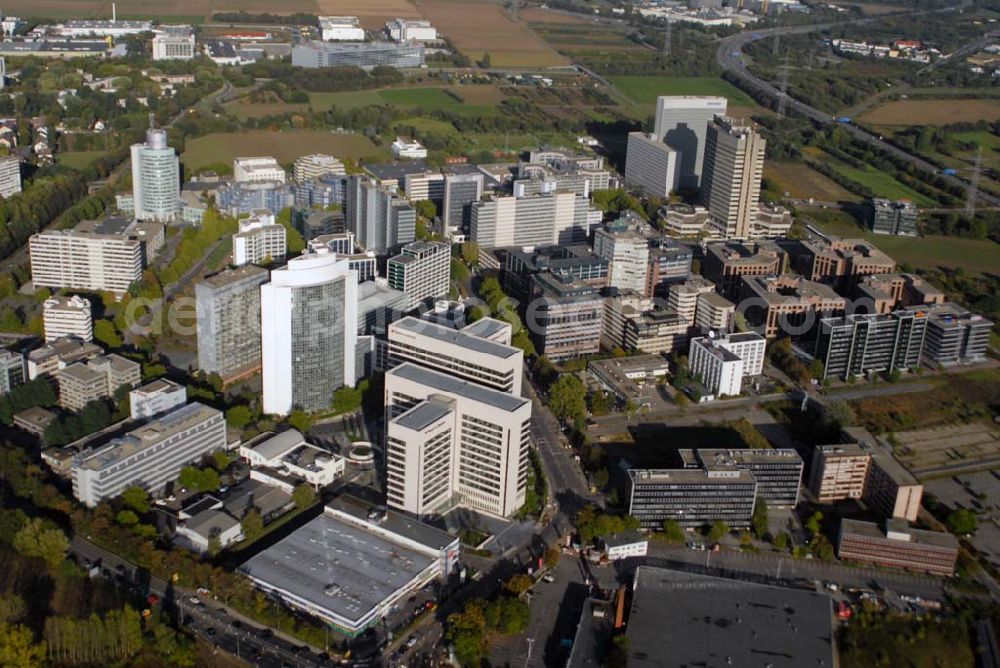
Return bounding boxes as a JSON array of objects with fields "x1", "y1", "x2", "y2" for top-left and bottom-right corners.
[
  {"x1": 395, "y1": 117, "x2": 459, "y2": 135},
  {"x1": 820, "y1": 157, "x2": 938, "y2": 206},
  {"x1": 306, "y1": 87, "x2": 500, "y2": 116},
  {"x1": 59, "y1": 151, "x2": 109, "y2": 170},
  {"x1": 182, "y1": 131, "x2": 389, "y2": 172},
  {"x1": 608, "y1": 75, "x2": 757, "y2": 108}
]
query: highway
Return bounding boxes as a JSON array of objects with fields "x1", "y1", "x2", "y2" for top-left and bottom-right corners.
[{"x1": 714, "y1": 1, "x2": 1000, "y2": 207}]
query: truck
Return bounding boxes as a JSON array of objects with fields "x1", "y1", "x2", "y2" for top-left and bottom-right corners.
[
  {"x1": 942, "y1": 168, "x2": 958, "y2": 176},
  {"x1": 835, "y1": 117, "x2": 852, "y2": 123}
]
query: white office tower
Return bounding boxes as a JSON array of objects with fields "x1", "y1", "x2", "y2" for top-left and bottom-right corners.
[
  {"x1": 387, "y1": 241, "x2": 451, "y2": 311},
  {"x1": 234, "y1": 157, "x2": 286, "y2": 184},
  {"x1": 0, "y1": 154, "x2": 20, "y2": 197},
  {"x1": 130, "y1": 128, "x2": 179, "y2": 222},
  {"x1": 624, "y1": 132, "x2": 680, "y2": 198},
  {"x1": 293, "y1": 154, "x2": 345, "y2": 182},
  {"x1": 42, "y1": 295, "x2": 93, "y2": 342},
  {"x1": 387, "y1": 316, "x2": 523, "y2": 395},
  {"x1": 152, "y1": 28, "x2": 196, "y2": 60},
  {"x1": 688, "y1": 332, "x2": 766, "y2": 398},
  {"x1": 0, "y1": 56, "x2": 6, "y2": 89},
  {"x1": 653, "y1": 96, "x2": 727, "y2": 189},
  {"x1": 261, "y1": 252, "x2": 358, "y2": 415},
  {"x1": 469, "y1": 192, "x2": 590, "y2": 249},
  {"x1": 385, "y1": 363, "x2": 531, "y2": 518},
  {"x1": 232, "y1": 210, "x2": 287, "y2": 267},
  {"x1": 701, "y1": 117, "x2": 766, "y2": 240},
  {"x1": 319, "y1": 16, "x2": 365, "y2": 41},
  {"x1": 593, "y1": 225, "x2": 650, "y2": 294},
  {"x1": 346, "y1": 176, "x2": 416, "y2": 254}
]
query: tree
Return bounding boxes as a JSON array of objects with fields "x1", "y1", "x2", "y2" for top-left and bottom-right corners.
[
  {"x1": 504, "y1": 574, "x2": 533, "y2": 596},
  {"x1": 115, "y1": 510, "x2": 139, "y2": 526},
  {"x1": 662, "y1": 519, "x2": 685, "y2": 543},
  {"x1": 824, "y1": 400, "x2": 856, "y2": 430},
  {"x1": 947, "y1": 508, "x2": 978, "y2": 535},
  {"x1": 805, "y1": 511, "x2": 823, "y2": 539},
  {"x1": 13, "y1": 518, "x2": 68, "y2": 569},
  {"x1": 511, "y1": 329, "x2": 535, "y2": 357},
  {"x1": 414, "y1": 199, "x2": 436, "y2": 220},
  {"x1": 0, "y1": 623, "x2": 46, "y2": 668},
  {"x1": 460, "y1": 241, "x2": 479, "y2": 266},
  {"x1": 480, "y1": 52, "x2": 492, "y2": 68},
  {"x1": 211, "y1": 450, "x2": 233, "y2": 471},
  {"x1": 549, "y1": 375, "x2": 587, "y2": 424},
  {"x1": 120, "y1": 486, "x2": 149, "y2": 514},
  {"x1": 287, "y1": 409, "x2": 313, "y2": 434},
  {"x1": 773, "y1": 531, "x2": 791, "y2": 550},
  {"x1": 241, "y1": 509, "x2": 264, "y2": 543},
  {"x1": 292, "y1": 483, "x2": 316, "y2": 509},
  {"x1": 225, "y1": 405, "x2": 252, "y2": 430},
  {"x1": 707, "y1": 520, "x2": 729, "y2": 543},
  {"x1": 543, "y1": 547, "x2": 561, "y2": 568},
  {"x1": 331, "y1": 385, "x2": 364, "y2": 414},
  {"x1": 751, "y1": 498, "x2": 769, "y2": 539},
  {"x1": 0, "y1": 594, "x2": 26, "y2": 625},
  {"x1": 93, "y1": 320, "x2": 122, "y2": 350}
]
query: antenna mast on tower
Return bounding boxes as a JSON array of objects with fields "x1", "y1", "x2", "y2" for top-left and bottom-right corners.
[
  {"x1": 777, "y1": 54, "x2": 790, "y2": 119},
  {"x1": 967, "y1": 146, "x2": 982, "y2": 217}
]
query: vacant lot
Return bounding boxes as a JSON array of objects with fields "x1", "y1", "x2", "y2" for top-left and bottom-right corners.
[
  {"x1": 315, "y1": 0, "x2": 421, "y2": 28},
  {"x1": 894, "y1": 422, "x2": 1000, "y2": 479},
  {"x1": 860, "y1": 99, "x2": 1000, "y2": 126},
  {"x1": 182, "y1": 131, "x2": 387, "y2": 171},
  {"x1": 765, "y1": 161, "x2": 861, "y2": 202},
  {"x1": 533, "y1": 22, "x2": 641, "y2": 51},
  {"x1": 417, "y1": 0, "x2": 568, "y2": 68},
  {"x1": 609, "y1": 75, "x2": 757, "y2": 108}
]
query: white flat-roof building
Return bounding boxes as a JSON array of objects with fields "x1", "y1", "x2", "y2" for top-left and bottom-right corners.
[
  {"x1": 232, "y1": 210, "x2": 287, "y2": 267},
  {"x1": 71, "y1": 402, "x2": 227, "y2": 507},
  {"x1": 129, "y1": 378, "x2": 187, "y2": 420},
  {"x1": 293, "y1": 154, "x2": 345, "y2": 182},
  {"x1": 29, "y1": 228, "x2": 143, "y2": 294},
  {"x1": 654, "y1": 95, "x2": 728, "y2": 189},
  {"x1": 53, "y1": 19, "x2": 152, "y2": 37},
  {"x1": 42, "y1": 295, "x2": 92, "y2": 343},
  {"x1": 234, "y1": 157, "x2": 286, "y2": 184},
  {"x1": 387, "y1": 241, "x2": 451, "y2": 311},
  {"x1": 240, "y1": 429, "x2": 346, "y2": 492},
  {"x1": 152, "y1": 29, "x2": 196, "y2": 61},
  {"x1": 57, "y1": 353, "x2": 140, "y2": 411},
  {"x1": 0, "y1": 155, "x2": 21, "y2": 198},
  {"x1": 319, "y1": 16, "x2": 366, "y2": 42},
  {"x1": 391, "y1": 137, "x2": 428, "y2": 159},
  {"x1": 131, "y1": 128, "x2": 179, "y2": 223},
  {"x1": 688, "y1": 332, "x2": 766, "y2": 397},
  {"x1": 624, "y1": 132, "x2": 679, "y2": 199},
  {"x1": 386, "y1": 18, "x2": 437, "y2": 42}
]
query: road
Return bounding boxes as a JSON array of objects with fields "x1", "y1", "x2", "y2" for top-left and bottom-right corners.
[{"x1": 715, "y1": 2, "x2": 1000, "y2": 207}]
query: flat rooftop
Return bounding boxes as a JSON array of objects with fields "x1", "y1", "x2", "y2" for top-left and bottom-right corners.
[
  {"x1": 389, "y1": 363, "x2": 528, "y2": 413},
  {"x1": 627, "y1": 468, "x2": 755, "y2": 485},
  {"x1": 680, "y1": 448, "x2": 803, "y2": 469},
  {"x1": 393, "y1": 399, "x2": 452, "y2": 432},
  {"x1": 841, "y1": 518, "x2": 959, "y2": 550},
  {"x1": 327, "y1": 495, "x2": 457, "y2": 551},
  {"x1": 627, "y1": 567, "x2": 834, "y2": 668},
  {"x1": 364, "y1": 161, "x2": 431, "y2": 183},
  {"x1": 392, "y1": 316, "x2": 519, "y2": 360},
  {"x1": 198, "y1": 264, "x2": 269, "y2": 290}
]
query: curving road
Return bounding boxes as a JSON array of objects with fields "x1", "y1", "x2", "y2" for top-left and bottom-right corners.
[{"x1": 715, "y1": 2, "x2": 1000, "y2": 207}]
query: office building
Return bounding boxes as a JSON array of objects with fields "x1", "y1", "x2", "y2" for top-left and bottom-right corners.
[
  {"x1": 385, "y1": 363, "x2": 532, "y2": 518},
  {"x1": 837, "y1": 518, "x2": 958, "y2": 577},
  {"x1": 0, "y1": 349, "x2": 23, "y2": 395},
  {"x1": 855, "y1": 273, "x2": 944, "y2": 314},
  {"x1": 814, "y1": 311, "x2": 927, "y2": 380},
  {"x1": 261, "y1": 252, "x2": 358, "y2": 415},
  {"x1": 624, "y1": 308, "x2": 690, "y2": 355},
  {"x1": 588, "y1": 355, "x2": 669, "y2": 409},
  {"x1": 653, "y1": 95, "x2": 728, "y2": 189},
  {"x1": 292, "y1": 41, "x2": 424, "y2": 69},
  {"x1": 696, "y1": 292, "x2": 735, "y2": 332},
  {"x1": 42, "y1": 295, "x2": 92, "y2": 343},
  {"x1": 808, "y1": 444, "x2": 870, "y2": 503},
  {"x1": 627, "y1": 467, "x2": 757, "y2": 529},
  {"x1": 703, "y1": 241, "x2": 783, "y2": 299},
  {"x1": 152, "y1": 29, "x2": 196, "y2": 60},
  {"x1": 387, "y1": 316, "x2": 523, "y2": 394},
  {"x1": 27, "y1": 336, "x2": 102, "y2": 380},
  {"x1": 318, "y1": 16, "x2": 365, "y2": 41},
  {"x1": 195, "y1": 265, "x2": 269, "y2": 381},
  {"x1": 345, "y1": 176, "x2": 416, "y2": 254},
  {"x1": 241, "y1": 496, "x2": 458, "y2": 636},
  {"x1": 216, "y1": 180, "x2": 293, "y2": 217},
  {"x1": 688, "y1": 332, "x2": 766, "y2": 397},
  {"x1": 232, "y1": 210, "x2": 287, "y2": 267},
  {"x1": 658, "y1": 203, "x2": 710, "y2": 237},
  {"x1": 442, "y1": 168, "x2": 484, "y2": 236},
  {"x1": 71, "y1": 402, "x2": 226, "y2": 507},
  {"x1": 293, "y1": 154, "x2": 345, "y2": 182},
  {"x1": 601, "y1": 291, "x2": 651, "y2": 350},
  {"x1": 909, "y1": 302, "x2": 993, "y2": 366},
  {"x1": 626, "y1": 567, "x2": 834, "y2": 668},
  {"x1": 740, "y1": 275, "x2": 847, "y2": 338},
  {"x1": 502, "y1": 245, "x2": 607, "y2": 300},
  {"x1": 470, "y1": 192, "x2": 591, "y2": 249},
  {"x1": 794, "y1": 237, "x2": 895, "y2": 289},
  {"x1": 234, "y1": 157, "x2": 286, "y2": 184},
  {"x1": 386, "y1": 18, "x2": 437, "y2": 41},
  {"x1": 869, "y1": 198, "x2": 918, "y2": 236},
  {"x1": 57, "y1": 353, "x2": 141, "y2": 411},
  {"x1": 701, "y1": 117, "x2": 766, "y2": 239},
  {"x1": 387, "y1": 241, "x2": 450, "y2": 311},
  {"x1": 624, "y1": 132, "x2": 679, "y2": 198},
  {"x1": 667, "y1": 276, "x2": 716, "y2": 324},
  {"x1": 391, "y1": 137, "x2": 427, "y2": 160},
  {"x1": 53, "y1": 19, "x2": 153, "y2": 37},
  {"x1": 0, "y1": 154, "x2": 20, "y2": 197},
  {"x1": 529, "y1": 272, "x2": 602, "y2": 361},
  {"x1": 593, "y1": 224, "x2": 649, "y2": 294},
  {"x1": 129, "y1": 378, "x2": 187, "y2": 420},
  {"x1": 131, "y1": 128, "x2": 179, "y2": 222},
  {"x1": 240, "y1": 429, "x2": 346, "y2": 492},
  {"x1": 679, "y1": 448, "x2": 802, "y2": 507},
  {"x1": 646, "y1": 238, "x2": 693, "y2": 296},
  {"x1": 865, "y1": 449, "x2": 923, "y2": 523},
  {"x1": 753, "y1": 203, "x2": 794, "y2": 238}
]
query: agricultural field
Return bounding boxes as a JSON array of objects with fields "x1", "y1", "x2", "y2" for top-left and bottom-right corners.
[
  {"x1": 859, "y1": 98, "x2": 1000, "y2": 126},
  {"x1": 806, "y1": 148, "x2": 937, "y2": 206},
  {"x1": 181, "y1": 131, "x2": 387, "y2": 172},
  {"x1": 531, "y1": 21, "x2": 643, "y2": 53},
  {"x1": 316, "y1": 0, "x2": 421, "y2": 28},
  {"x1": 520, "y1": 7, "x2": 590, "y2": 24},
  {"x1": 2, "y1": 0, "x2": 215, "y2": 19},
  {"x1": 416, "y1": 0, "x2": 568, "y2": 68},
  {"x1": 608, "y1": 75, "x2": 760, "y2": 117},
  {"x1": 892, "y1": 422, "x2": 1000, "y2": 480},
  {"x1": 58, "y1": 150, "x2": 110, "y2": 170},
  {"x1": 764, "y1": 161, "x2": 862, "y2": 203}
]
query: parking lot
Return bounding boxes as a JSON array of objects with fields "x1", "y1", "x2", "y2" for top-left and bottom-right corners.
[{"x1": 925, "y1": 470, "x2": 1000, "y2": 566}]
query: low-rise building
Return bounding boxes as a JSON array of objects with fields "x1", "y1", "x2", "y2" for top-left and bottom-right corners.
[
  {"x1": 386, "y1": 18, "x2": 437, "y2": 42},
  {"x1": 234, "y1": 157, "x2": 286, "y2": 184},
  {"x1": 27, "y1": 336, "x2": 102, "y2": 380},
  {"x1": 628, "y1": 467, "x2": 757, "y2": 529},
  {"x1": 869, "y1": 198, "x2": 918, "y2": 236},
  {"x1": 793, "y1": 237, "x2": 896, "y2": 289},
  {"x1": 391, "y1": 137, "x2": 427, "y2": 159},
  {"x1": 855, "y1": 273, "x2": 945, "y2": 314},
  {"x1": 740, "y1": 275, "x2": 847, "y2": 339},
  {"x1": 588, "y1": 355, "x2": 669, "y2": 408},
  {"x1": 703, "y1": 241, "x2": 783, "y2": 299},
  {"x1": 293, "y1": 154, "x2": 345, "y2": 182},
  {"x1": 175, "y1": 503, "x2": 243, "y2": 554},
  {"x1": 658, "y1": 203, "x2": 710, "y2": 237},
  {"x1": 152, "y1": 27, "x2": 196, "y2": 61},
  {"x1": 601, "y1": 531, "x2": 648, "y2": 560},
  {"x1": 837, "y1": 518, "x2": 958, "y2": 576},
  {"x1": 240, "y1": 429, "x2": 346, "y2": 492},
  {"x1": 319, "y1": 16, "x2": 365, "y2": 41},
  {"x1": 13, "y1": 406, "x2": 56, "y2": 437},
  {"x1": 57, "y1": 354, "x2": 141, "y2": 411},
  {"x1": 42, "y1": 295, "x2": 93, "y2": 343},
  {"x1": 129, "y1": 378, "x2": 187, "y2": 420}
]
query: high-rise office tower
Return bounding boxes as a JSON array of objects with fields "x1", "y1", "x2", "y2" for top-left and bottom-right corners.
[
  {"x1": 469, "y1": 192, "x2": 591, "y2": 249},
  {"x1": 261, "y1": 251, "x2": 358, "y2": 415},
  {"x1": 387, "y1": 241, "x2": 451, "y2": 311},
  {"x1": 653, "y1": 96, "x2": 727, "y2": 190},
  {"x1": 701, "y1": 116, "x2": 766, "y2": 240},
  {"x1": 195, "y1": 265, "x2": 269, "y2": 381},
  {"x1": 346, "y1": 175, "x2": 416, "y2": 254},
  {"x1": 0, "y1": 155, "x2": 20, "y2": 197},
  {"x1": 131, "y1": 128, "x2": 179, "y2": 222},
  {"x1": 442, "y1": 169, "x2": 484, "y2": 236}
]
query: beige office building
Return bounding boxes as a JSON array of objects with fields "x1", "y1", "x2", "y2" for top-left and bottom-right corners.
[
  {"x1": 57, "y1": 353, "x2": 141, "y2": 411},
  {"x1": 701, "y1": 117, "x2": 766, "y2": 240},
  {"x1": 42, "y1": 295, "x2": 93, "y2": 343}
]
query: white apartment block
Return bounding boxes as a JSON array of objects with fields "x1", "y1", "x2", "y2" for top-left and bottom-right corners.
[
  {"x1": 653, "y1": 95, "x2": 727, "y2": 189},
  {"x1": 701, "y1": 117, "x2": 766, "y2": 240},
  {"x1": 387, "y1": 316, "x2": 523, "y2": 395},
  {"x1": 72, "y1": 402, "x2": 226, "y2": 507},
  {"x1": 42, "y1": 295, "x2": 93, "y2": 342},
  {"x1": 385, "y1": 363, "x2": 531, "y2": 518},
  {"x1": 387, "y1": 241, "x2": 451, "y2": 311},
  {"x1": 667, "y1": 276, "x2": 716, "y2": 324},
  {"x1": 713, "y1": 332, "x2": 766, "y2": 375},
  {"x1": 391, "y1": 137, "x2": 427, "y2": 159},
  {"x1": 152, "y1": 31, "x2": 196, "y2": 60},
  {"x1": 403, "y1": 171, "x2": 444, "y2": 203},
  {"x1": 593, "y1": 225, "x2": 650, "y2": 294},
  {"x1": 386, "y1": 18, "x2": 437, "y2": 42},
  {"x1": 129, "y1": 378, "x2": 187, "y2": 420},
  {"x1": 660, "y1": 204, "x2": 710, "y2": 237},
  {"x1": 689, "y1": 336, "x2": 744, "y2": 397},
  {"x1": 0, "y1": 155, "x2": 21, "y2": 198},
  {"x1": 696, "y1": 291, "x2": 735, "y2": 332},
  {"x1": 234, "y1": 157, "x2": 286, "y2": 184},
  {"x1": 624, "y1": 132, "x2": 679, "y2": 198},
  {"x1": 29, "y1": 230, "x2": 143, "y2": 294},
  {"x1": 319, "y1": 16, "x2": 365, "y2": 41},
  {"x1": 57, "y1": 353, "x2": 141, "y2": 411},
  {"x1": 232, "y1": 210, "x2": 287, "y2": 267},
  {"x1": 293, "y1": 154, "x2": 345, "y2": 182},
  {"x1": 470, "y1": 192, "x2": 591, "y2": 249}
]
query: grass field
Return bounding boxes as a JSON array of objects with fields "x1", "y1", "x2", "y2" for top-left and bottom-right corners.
[
  {"x1": 521, "y1": 7, "x2": 590, "y2": 23},
  {"x1": 3, "y1": 0, "x2": 216, "y2": 18},
  {"x1": 316, "y1": 0, "x2": 421, "y2": 28},
  {"x1": 765, "y1": 161, "x2": 862, "y2": 202},
  {"x1": 58, "y1": 150, "x2": 109, "y2": 170},
  {"x1": 810, "y1": 149, "x2": 938, "y2": 206},
  {"x1": 182, "y1": 131, "x2": 387, "y2": 171},
  {"x1": 416, "y1": 0, "x2": 568, "y2": 68},
  {"x1": 609, "y1": 75, "x2": 757, "y2": 108},
  {"x1": 532, "y1": 22, "x2": 642, "y2": 51},
  {"x1": 860, "y1": 99, "x2": 1000, "y2": 126}
]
